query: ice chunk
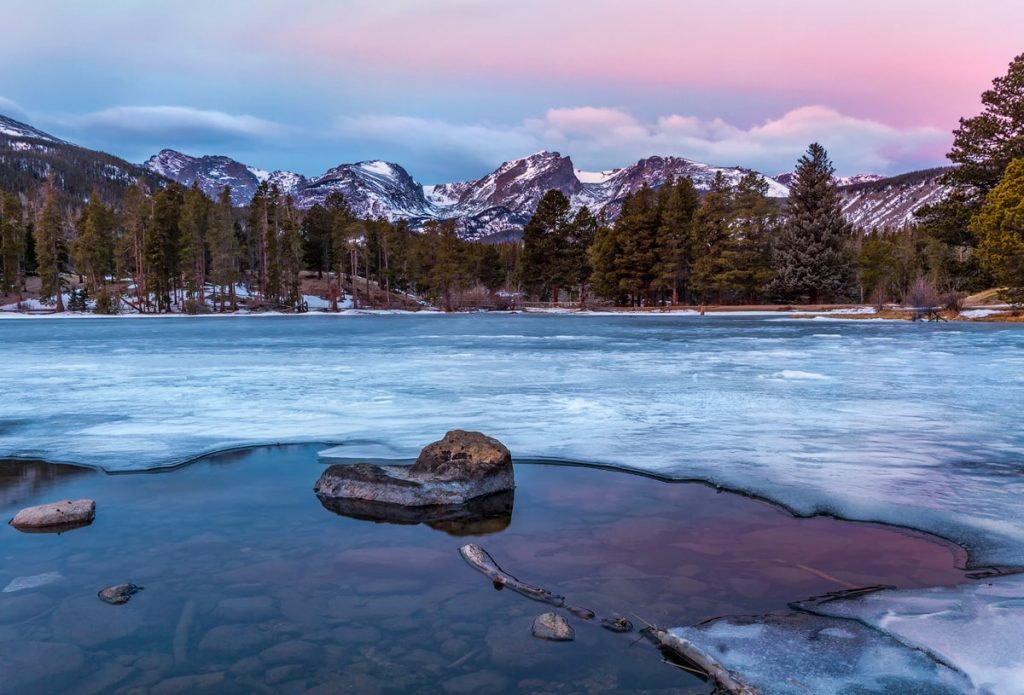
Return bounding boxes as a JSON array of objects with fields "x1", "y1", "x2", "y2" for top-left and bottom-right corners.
[
  {"x1": 3, "y1": 572, "x2": 65, "y2": 592},
  {"x1": 804, "y1": 574, "x2": 1024, "y2": 694},
  {"x1": 668, "y1": 612, "x2": 973, "y2": 694}
]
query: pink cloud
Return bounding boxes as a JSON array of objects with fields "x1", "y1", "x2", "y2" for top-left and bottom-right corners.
[{"x1": 252, "y1": 0, "x2": 1023, "y2": 128}]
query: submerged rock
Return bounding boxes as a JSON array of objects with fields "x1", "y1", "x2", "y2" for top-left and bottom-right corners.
[
  {"x1": 531, "y1": 612, "x2": 575, "y2": 641},
  {"x1": 98, "y1": 583, "x2": 143, "y2": 605},
  {"x1": 10, "y1": 499, "x2": 96, "y2": 531},
  {"x1": 318, "y1": 488, "x2": 513, "y2": 536},
  {"x1": 314, "y1": 430, "x2": 514, "y2": 508},
  {"x1": 600, "y1": 616, "x2": 634, "y2": 633}
]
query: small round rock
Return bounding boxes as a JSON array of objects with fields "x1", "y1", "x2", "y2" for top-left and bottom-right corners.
[
  {"x1": 98, "y1": 583, "x2": 143, "y2": 605},
  {"x1": 531, "y1": 612, "x2": 574, "y2": 641}
]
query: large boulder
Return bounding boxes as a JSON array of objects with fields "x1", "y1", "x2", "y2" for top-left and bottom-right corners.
[
  {"x1": 9, "y1": 499, "x2": 95, "y2": 531},
  {"x1": 315, "y1": 431, "x2": 514, "y2": 509}
]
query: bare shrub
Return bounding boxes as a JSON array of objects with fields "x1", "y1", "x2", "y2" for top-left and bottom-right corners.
[
  {"x1": 941, "y1": 290, "x2": 965, "y2": 314},
  {"x1": 904, "y1": 277, "x2": 939, "y2": 321}
]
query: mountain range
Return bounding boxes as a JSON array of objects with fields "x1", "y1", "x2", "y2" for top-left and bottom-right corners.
[{"x1": 1, "y1": 112, "x2": 951, "y2": 240}]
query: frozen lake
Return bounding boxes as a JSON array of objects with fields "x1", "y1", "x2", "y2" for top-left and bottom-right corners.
[{"x1": 1, "y1": 313, "x2": 1022, "y2": 566}]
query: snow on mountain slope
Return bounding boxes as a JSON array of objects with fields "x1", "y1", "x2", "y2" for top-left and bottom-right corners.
[
  {"x1": 838, "y1": 168, "x2": 952, "y2": 230},
  {"x1": 144, "y1": 149, "x2": 306, "y2": 206},
  {"x1": 144, "y1": 142, "x2": 949, "y2": 238},
  {"x1": 0, "y1": 114, "x2": 65, "y2": 144},
  {"x1": 297, "y1": 159, "x2": 431, "y2": 221}
]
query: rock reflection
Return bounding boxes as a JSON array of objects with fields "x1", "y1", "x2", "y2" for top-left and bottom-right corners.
[{"x1": 317, "y1": 489, "x2": 514, "y2": 536}]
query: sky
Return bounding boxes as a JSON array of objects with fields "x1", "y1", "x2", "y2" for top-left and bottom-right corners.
[{"x1": 0, "y1": 0, "x2": 1021, "y2": 182}]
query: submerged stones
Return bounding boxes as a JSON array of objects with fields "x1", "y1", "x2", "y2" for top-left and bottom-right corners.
[
  {"x1": 9, "y1": 499, "x2": 96, "y2": 531},
  {"x1": 531, "y1": 612, "x2": 575, "y2": 641},
  {"x1": 314, "y1": 430, "x2": 514, "y2": 509},
  {"x1": 98, "y1": 583, "x2": 143, "y2": 605}
]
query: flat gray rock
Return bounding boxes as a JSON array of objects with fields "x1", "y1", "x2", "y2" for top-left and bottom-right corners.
[
  {"x1": 314, "y1": 430, "x2": 514, "y2": 507},
  {"x1": 10, "y1": 499, "x2": 95, "y2": 531}
]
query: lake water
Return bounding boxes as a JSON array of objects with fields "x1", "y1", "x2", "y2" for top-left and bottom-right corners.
[
  {"x1": 0, "y1": 313, "x2": 1021, "y2": 566},
  {"x1": 0, "y1": 446, "x2": 973, "y2": 694}
]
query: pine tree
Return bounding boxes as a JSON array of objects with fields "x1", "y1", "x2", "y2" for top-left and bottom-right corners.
[
  {"x1": 35, "y1": 180, "x2": 65, "y2": 311},
  {"x1": 690, "y1": 173, "x2": 734, "y2": 303},
  {"x1": 208, "y1": 187, "x2": 241, "y2": 311},
  {"x1": 614, "y1": 184, "x2": 660, "y2": 305},
  {"x1": 653, "y1": 177, "x2": 700, "y2": 304},
  {"x1": 73, "y1": 192, "x2": 115, "y2": 294},
  {"x1": 714, "y1": 173, "x2": 778, "y2": 303},
  {"x1": 566, "y1": 206, "x2": 599, "y2": 304},
  {"x1": 147, "y1": 185, "x2": 183, "y2": 311},
  {"x1": 1, "y1": 191, "x2": 26, "y2": 299},
  {"x1": 120, "y1": 180, "x2": 152, "y2": 310},
  {"x1": 771, "y1": 143, "x2": 855, "y2": 303},
  {"x1": 948, "y1": 53, "x2": 1024, "y2": 196},
  {"x1": 521, "y1": 189, "x2": 572, "y2": 302},
  {"x1": 589, "y1": 219, "x2": 626, "y2": 304},
  {"x1": 179, "y1": 183, "x2": 210, "y2": 303},
  {"x1": 280, "y1": 196, "x2": 305, "y2": 309},
  {"x1": 970, "y1": 157, "x2": 1024, "y2": 304}
]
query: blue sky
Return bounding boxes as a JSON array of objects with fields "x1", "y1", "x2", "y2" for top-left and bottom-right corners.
[{"x1": 2, "y1": 0, "x2": 1022, "y2": 182}]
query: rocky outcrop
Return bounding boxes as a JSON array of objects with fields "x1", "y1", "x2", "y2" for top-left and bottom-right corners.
[
  {"x1": 9, "y1": 499, "x2": 95, "y2": 531},
  {"x1": 314, "y1": 430, "x2": 514, "y2": 508}
]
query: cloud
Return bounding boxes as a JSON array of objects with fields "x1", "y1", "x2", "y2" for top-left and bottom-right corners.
[
  {"x1": 72, "y1": 106, "x2": 286, "y2": 145},
  {"x1": 340, "y1": 106, "x2": 949, "y2": 179},
  {"x1": 0, "y1": 96, "x2": 29, "y2": 122}
]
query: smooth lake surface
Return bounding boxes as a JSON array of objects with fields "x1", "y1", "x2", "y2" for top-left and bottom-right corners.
[
  {"x1": 0, "y1": 447, "x2": 973, "y2": 694},
  {"x1": 0, "y1": 314, "x2": 1022, "y2": 566}
]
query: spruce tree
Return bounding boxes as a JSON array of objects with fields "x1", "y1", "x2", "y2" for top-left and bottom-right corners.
[
  {"x1": 772, "y1": 143, "x2": 855, "y2": 303},
  {"x1": 35, "y1": 180, "x2": 65, "y2": 311}
]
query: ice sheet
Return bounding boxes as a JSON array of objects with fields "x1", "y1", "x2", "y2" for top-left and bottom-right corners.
[
  {"x1": 668, "y1": 613, "x2": 974, "y2": 694},
  {"x1": 0, "y1": 314, "x2": 1022, "y2": 569},
  {"x1": 804, "y1": 574, "x2": 1024, "y2": 694}
]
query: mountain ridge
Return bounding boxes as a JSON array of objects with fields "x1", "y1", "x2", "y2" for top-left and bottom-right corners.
[{"x1": 0, "y1": 112, "x2": 951, "y2": 239}]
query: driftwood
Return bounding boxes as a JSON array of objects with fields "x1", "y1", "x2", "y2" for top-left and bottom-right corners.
[
  {"x1": 648, "y1": 628, "x2": 760, "y2": 695},
  {"x1": 458, "y1": 544, "x2": 595, "y2": 619}
]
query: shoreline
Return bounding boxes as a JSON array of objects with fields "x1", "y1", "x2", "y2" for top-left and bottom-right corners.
[{"x1": 2, "y1": 304, "x2": 1020, "y2": 321}]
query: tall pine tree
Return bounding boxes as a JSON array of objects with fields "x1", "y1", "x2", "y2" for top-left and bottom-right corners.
[
  {"x1": 771, "y1": 143, "x2": 855, "y2": 303},
  {"x1": 35, "y1": 180, "x2": 65, "y2": 311}
]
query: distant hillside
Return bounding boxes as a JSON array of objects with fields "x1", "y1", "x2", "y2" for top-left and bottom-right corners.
[
  {"x1": 837, "y1": 167, "x2": 953, "y2": 230},
  {"x1": 0, "y1": 114, "x2": 166, "y2": 201}
]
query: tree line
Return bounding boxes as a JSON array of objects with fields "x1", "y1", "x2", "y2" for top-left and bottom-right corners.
[{"x1": 2, "y1": 52, "x2": 1023, "y2": 311}]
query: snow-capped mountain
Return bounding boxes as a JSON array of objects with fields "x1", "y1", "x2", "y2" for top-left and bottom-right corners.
[
  {"x1": 146, "y1": 149, "x2": 791, "y2": 240},
  {"x1": 298, "y1": 160, "x2": 432, "y2": 221},
  {"x1": 144, "y1": 149, "x2": 307, "y2": 206}
]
